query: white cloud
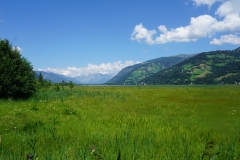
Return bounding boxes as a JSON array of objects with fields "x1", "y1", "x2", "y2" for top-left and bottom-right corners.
[
  {"x1": 164, "y1": 47, "x2": 170, "y2": 51},
  {"x1": 13, "y1": 46, "x2": 23, "y2": 52},
  {"x1": 131, "y1": 23, "x2": 156, "y2": 45},
  {"x1": 131, "y1": 15, "x2": 217, "y2": 44},
  {"x1": 192, "y1": 0, "x2": 222, "y2": 7},
  {"x1": 37, "y1": 61, "x2": 141, "y2": 77},
  {"x1": 158, "y1": 25, "x2": 168, "y2": 33},
  {"x1": 215, "y1": 0, "x2": 240, "y2": 16},
  {"x1": 210, "y1": 34, "x2": 240, "y2": 45},
  {"x1": 212, "y1": 13, "x2": 240, "y2": 32},
  {"x1": 131, "y1": 0, "x2": 240, "y2": 45}
]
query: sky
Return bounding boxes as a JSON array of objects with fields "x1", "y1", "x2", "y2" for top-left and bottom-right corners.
[{"x1": 1, "y1": 0, "x2": 240, "y2": 77}]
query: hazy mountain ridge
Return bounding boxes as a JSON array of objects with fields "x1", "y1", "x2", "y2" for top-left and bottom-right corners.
[
  {"x1": 106, "y1": 54, "x2": 195, "y2": 85},
  {"x1": 35, "y1": 47, "x2": 240, "y2": 85},
  {"x1": 142, "y1": 47, "x2": 240, "y2": 85},
  {"x1": 35, "y1": 71, "x2": 82, "y2": 84},
  {"x1": 75, "y1": 73, "x2": 115, "y2": 84},
  {"x1": 35, "y1": 71, "x2": 115, "y2": 84}
]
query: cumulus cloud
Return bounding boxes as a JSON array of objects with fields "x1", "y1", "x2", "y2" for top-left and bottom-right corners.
[
  {"x1": 131, "y1": 0, "x2": 240, "y2": 45},
  {"x1": 215, "y1": 0, "x2": 240, "y2": 16},
  {"x1": 210, "y1": 34, "x2": 240, "y2": 45},
  {"x1": 192, "y1": 0, "x2": 222, "y2": 7},
  {"x1": 131, "y1": 23, "x2": 156, "y2": 45},
  {"x1": 37, "y1": 61, "x2": 141, "y2": 77}
]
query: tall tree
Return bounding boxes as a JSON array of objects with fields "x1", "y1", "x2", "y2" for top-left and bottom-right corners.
[
  {"x1": 38, "y1": 72, "x2": 44, "y2": 86},
  {"x1": 69, "y1": 81, "x2": 74, "y2": 90},
  {"x1": 0, "y1": 39, "x2": 36, "y2": 99}
]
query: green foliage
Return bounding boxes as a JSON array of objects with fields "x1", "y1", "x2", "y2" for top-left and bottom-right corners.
[
  {"x1": 35, "y1": 72, "x2": 52, "y2": 89},
  {"x1": 0, "y1": 85, "x2": 239, "y2": 159},
  {"x1": 54, "y1": 83, "x2": 60, "y2": 92},
  {"x1": 61, "y1": 80, "x2": 67, "y2": 86},
  {"x1": 38, "y1": 72, "x2": 44, "y2": 86},
  {"x1": 68, "y1": 81, "x2": 74, "y2": 90},
  {"x1": 202, "y1": 140, "x2": 220, "y2": 160},
  {"x1": 0, "y1": 39, "x2": 36, "y2": 99}
]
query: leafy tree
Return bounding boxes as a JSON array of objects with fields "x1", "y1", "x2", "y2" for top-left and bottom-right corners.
[
  {"x1": 61, "y1": 80, "x2": 66, "y2": 90},
  {"x1": 55, "y1": 83, "x2": 60, "y2": 92},
  {"x1": 46, "y1": 79, "x2": 52, "y2": 87},
  {"x1": 69, "y1": 81, "x2": 74, "y2": 90},
  {"x1": 36, "y1": 72, "x2": 52, "y2": 89},
  {"x1": 61, "y1": 80, "x2": 67, "y2": 86},
  {"x1": 38, "y1": 72, "x2": 44, "y2": 86},
  {"x1": 0, "y1": 39, "x2": 36, "y2": 99}
]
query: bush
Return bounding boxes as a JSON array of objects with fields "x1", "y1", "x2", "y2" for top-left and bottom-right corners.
[
  {"x1": 69, "y1": 81, "x2": 74, "y2": 90},
  {"x1": 0, "y1": 39, "x2": 36, "y2": 99}
]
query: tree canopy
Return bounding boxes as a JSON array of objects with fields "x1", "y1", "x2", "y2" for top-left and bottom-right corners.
[{"x1": 0, "y1": 39, "x2": 36, "y2": 99}]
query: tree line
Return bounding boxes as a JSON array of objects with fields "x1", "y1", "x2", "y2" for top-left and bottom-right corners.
[{"x1": 36, "y1": 72, "x2": 75, "y2": 91}]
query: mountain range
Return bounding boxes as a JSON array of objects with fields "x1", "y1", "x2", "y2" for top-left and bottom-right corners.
[
  {"x1": 142, "y1": 47, "x2": 240, "y2": 85},
  {"x1": 106, "y1": 54, "x2": 195, "y2": 85},
  {"x1": 35, "y1": 47, "x2": 240, "y2": 85},
  {"x1": 35, "y1": 54, "x2": 194, "y2": 85},
  {"x1": 74, "y1": 73, "x2": 115, "y2": 84},
  {"x1": 35, "y1": 71, "x2": 115, "y2": 84}
]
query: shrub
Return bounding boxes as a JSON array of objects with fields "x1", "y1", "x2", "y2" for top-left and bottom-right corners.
[
  {"x1": 0, "y1": 39, "x2": 36, "y2": 99},
  {"x1": 69, "y1": 81, "x2": 74, "y2": 90}
]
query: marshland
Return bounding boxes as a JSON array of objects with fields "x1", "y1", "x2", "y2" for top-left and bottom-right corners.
[{"x1": 0, "y1": 85, "x2": 239, "y2": 159}]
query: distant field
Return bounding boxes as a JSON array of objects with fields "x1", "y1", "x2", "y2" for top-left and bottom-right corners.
[{"x1": 0, "y1": 85, "x2": 239, "y2": 159}]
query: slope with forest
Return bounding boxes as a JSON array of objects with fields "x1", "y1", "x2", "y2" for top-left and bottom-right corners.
[
  {"x1": 143, "y1": 47, "x2": 240, "y2": 85},
  {"x1": 106, "y1": 54, "x2": 194, "y2": 85}
]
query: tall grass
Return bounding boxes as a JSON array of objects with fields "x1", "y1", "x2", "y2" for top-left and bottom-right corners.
[{"x1": 0, "y1": 85, "x2": 239, "y2": 159}]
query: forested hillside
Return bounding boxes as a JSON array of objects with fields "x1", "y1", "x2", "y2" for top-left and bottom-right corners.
[
  {"x1": 143, "y1": 47, "x2": 240, "y2": 85},
  {"x1": 106, "y1": 54, "x2": 193, "y2": 85}
]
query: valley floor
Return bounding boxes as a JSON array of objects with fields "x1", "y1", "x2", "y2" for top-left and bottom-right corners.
[{"x1": 0, "y1": 85, "x2": 239, "y2": 159}]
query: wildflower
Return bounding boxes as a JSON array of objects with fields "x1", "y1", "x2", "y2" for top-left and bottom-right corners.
[
  {"x1": 90, "y1": 145, "x2": 96, "y2": 155},
  {"x1": 91, "y1": 149, "x2": 95, "y2": 154}
]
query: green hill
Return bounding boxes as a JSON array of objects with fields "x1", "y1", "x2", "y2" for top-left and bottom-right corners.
[
  {"x1": 143, "y1": 47, "x2": 240, "y2": 85},
  {"x1": 106, "y1": 54, "x2": 194, "y2": 85}
]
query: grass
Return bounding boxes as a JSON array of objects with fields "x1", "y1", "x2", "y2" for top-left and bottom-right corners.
[
  {"x1": 132, "y1": 71, "x2": 142, "y2": 77},
  {"x1": 188, "y1": 64, "x2": 212, "y2": 81},
  {"x1": 125, "y1": 64, "x2": 162, "y2": 84},
  {"x1": 196, "y1": 71, "x2": 212, "y2": 78},
  {"x1": 215, "y1": 63, "x2": 226, "y2": 67},
  {"x1": 207, "y1": 54, "x2": 227, "y2": 59},
  {"x1": 215, "y1": 73, "x2": 239, "y2": 82},
  {"x1": 0, "y1": 85, "x2": 240, "y2": 159}
]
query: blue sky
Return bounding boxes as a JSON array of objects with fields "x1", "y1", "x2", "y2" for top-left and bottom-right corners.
[{"x1": 1, "y1": 0, "x2": 240, "y2": 77}]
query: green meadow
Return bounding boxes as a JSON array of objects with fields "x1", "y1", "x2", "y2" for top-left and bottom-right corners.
[{"x1": 0, "y1": 85, "x2": 239, "y2": 159}]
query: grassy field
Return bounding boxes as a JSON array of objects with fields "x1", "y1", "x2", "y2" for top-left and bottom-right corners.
[{"x1": 0, "y1": 85, "x2": 239, "y2": 159}]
